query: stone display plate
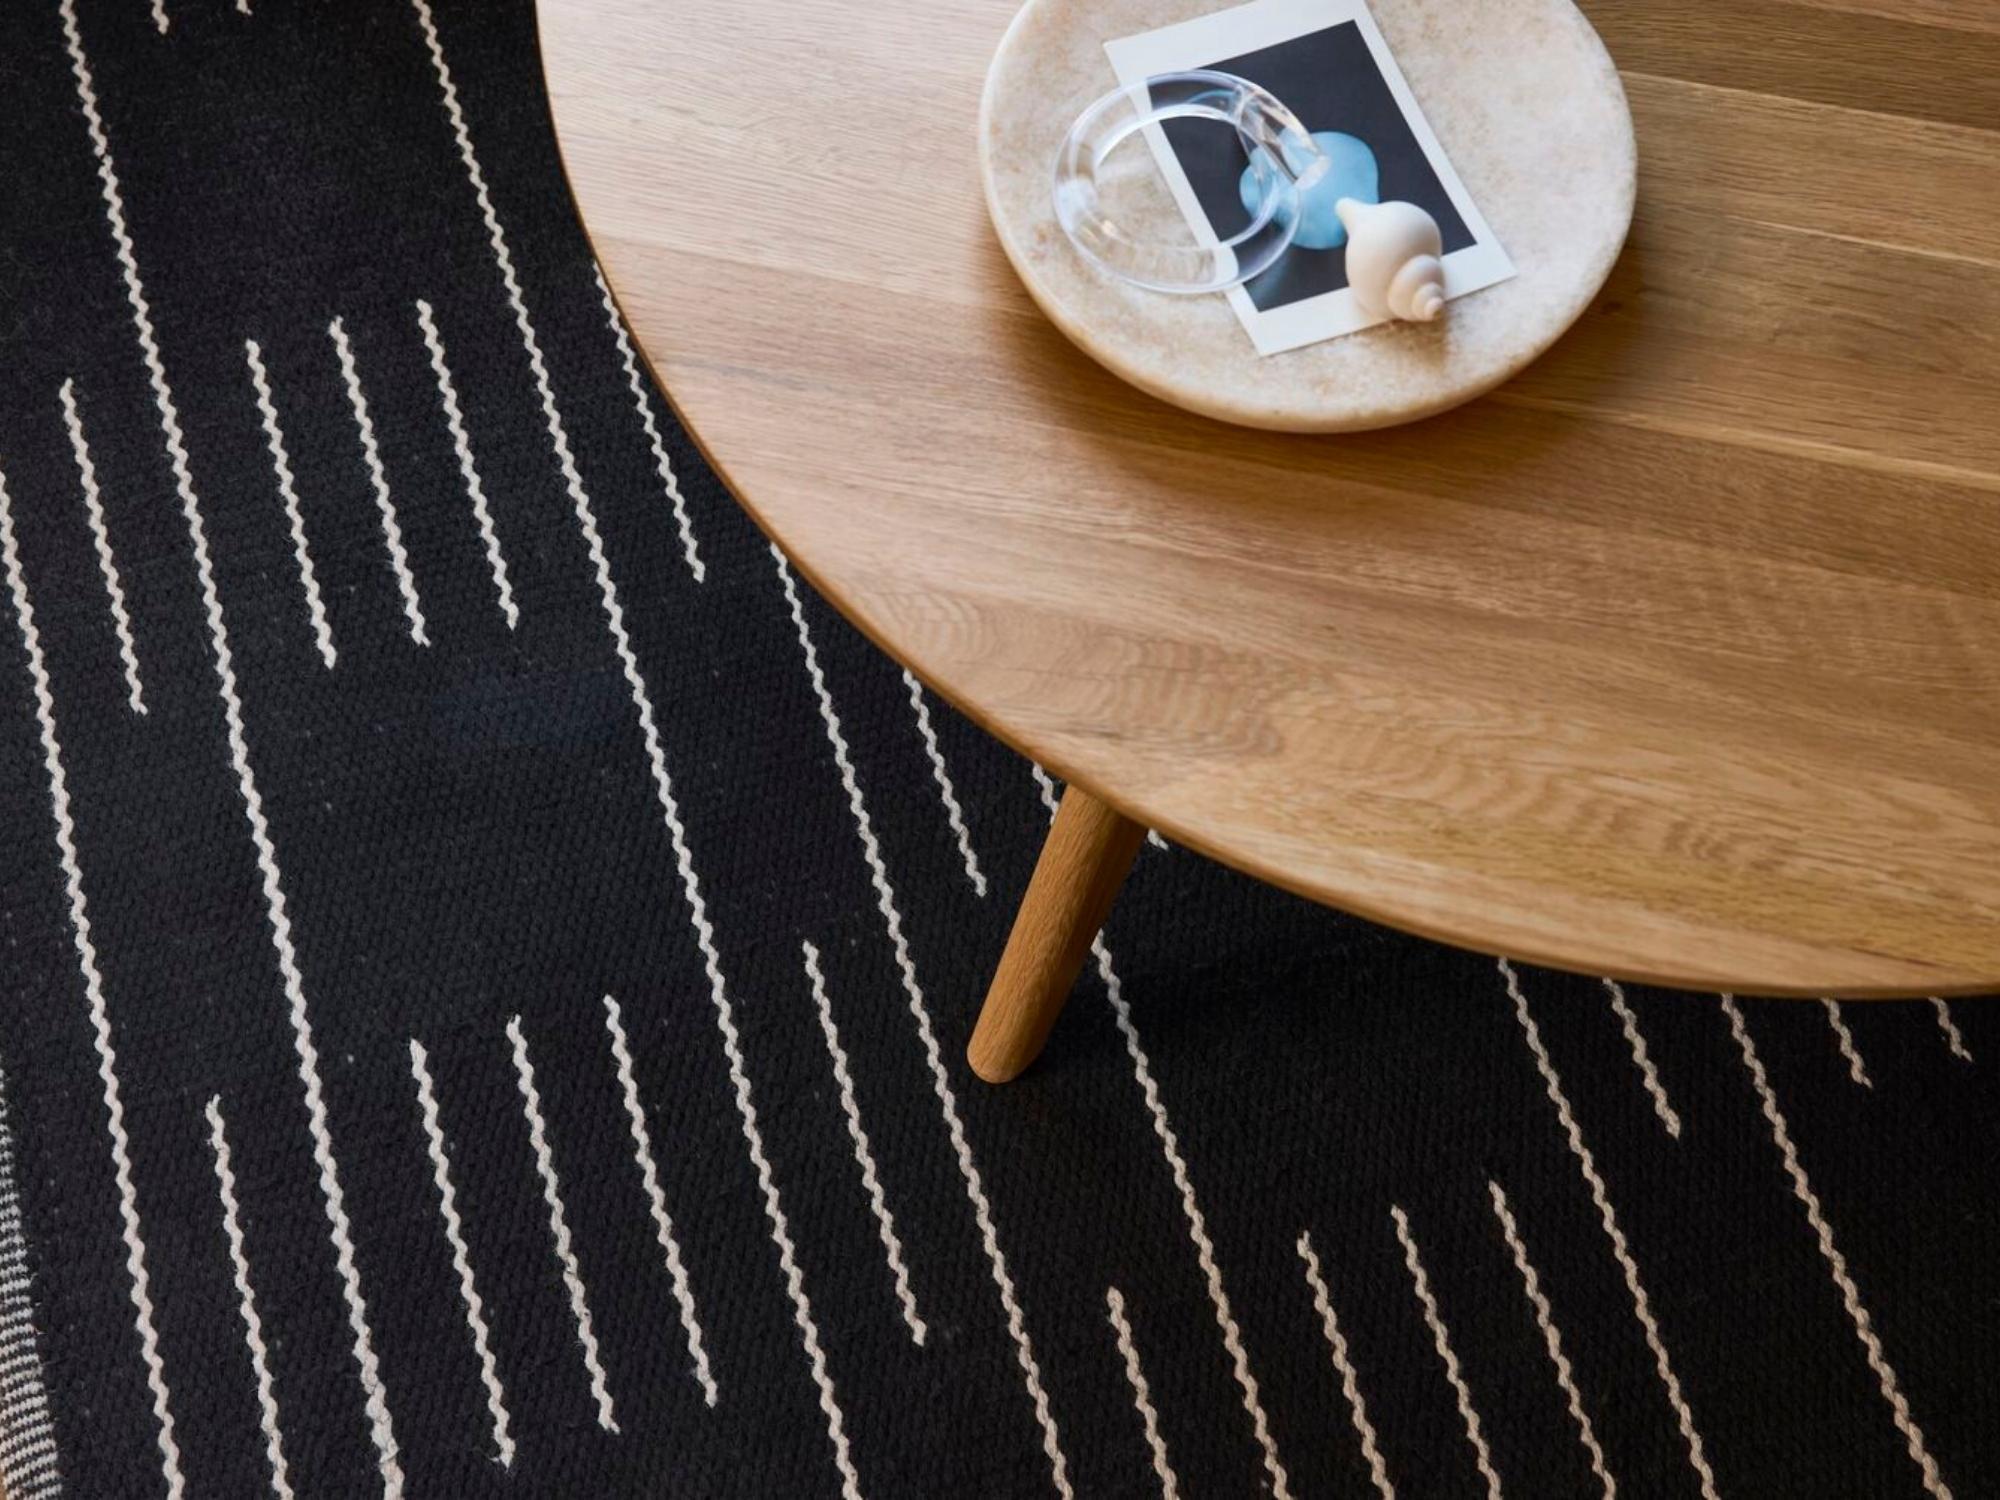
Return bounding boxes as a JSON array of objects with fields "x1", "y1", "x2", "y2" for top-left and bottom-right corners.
[{"x1": 978, "y1": 0, "x2": 1637, "y2": 431}]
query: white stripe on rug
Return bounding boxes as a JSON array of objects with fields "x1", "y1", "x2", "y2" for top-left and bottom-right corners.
[
  {"x1": 58, "y1": 380, "x2": 146, "y2": 713},
  {"x1": 1487, "y1": 1179, "x2": 1616, "y2": 1500},
  {"x1": 1392, "y1": 1205, "x2": 1502, "y2": 1500},
  {"x1": 592, "y1": 266, "x2": 704, "y2": 583},
  {"x1": 1821, "y1": 1001, "x2": 1873, "y2": 1090},
  {"x1": 506, "y1": 1018, "x2": 617, "y2": 1433},
  {"x1": 1296, "y1": 1229, "x2": 1395, "y2": 1500},
  {"x1": 1104, "y1": 1287, "x2": 1181, "y2": 1500},
  {"x1": 1928, "y1": 999, "x2": 1973, "y2": 1063},
  {"x1": 901, "y1": 670, "x2": 987, "y2": 897},
  {"x1": 205, "y1": 1097, "x2": 295, "y2": 1500},
  {"x1": 328, "y1": 316, "x2": 429, "y2": 645},
  {"x1": 600, "y1": 998, "x2": 716, "y2": 1405},
  {"x1": 802, "y1": 943, "x2": 928, "y2": 1346},
  {"x1": 407, "y1": 1040, "x2": 515, "y2": 1468},
  {"x1": 414, "y1": 300, "x2": 519, "y2": 630},
  {"x1": 1600, "y1": 979, "x2": 1681, "y2": 1138},
  {"x1": 243, "y1": 340, "x2": 338, "y2": 668},
  {"x1": 1498, "y1": 959, "x2": 1718, "y2": 1500},
  {"x1": 1722, "y1": 997, "x2": 1953, "y2": 1499}
]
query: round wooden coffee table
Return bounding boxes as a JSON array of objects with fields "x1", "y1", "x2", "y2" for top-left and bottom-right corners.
[{"x1": 541, "y1": 0, "x2": 2000, "y2": 1080}]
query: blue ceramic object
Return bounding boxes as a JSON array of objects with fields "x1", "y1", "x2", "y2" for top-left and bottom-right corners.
[{"x1": 1238, "y1": 130, "x2": 1379, "y2": 251}]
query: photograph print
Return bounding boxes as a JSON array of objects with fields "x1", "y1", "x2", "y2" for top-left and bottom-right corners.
[{"x1": 1106, "y1": 0, "x2": 1514, "y2": 354}]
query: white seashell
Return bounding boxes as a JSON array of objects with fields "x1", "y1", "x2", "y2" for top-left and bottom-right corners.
[{"x1": 1334, "y1": 198, "x2": 1448, "y2": 322}]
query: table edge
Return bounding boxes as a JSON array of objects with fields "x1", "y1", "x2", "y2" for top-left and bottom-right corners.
[{"x1": 533, "y1": 0, "x2": 1998, "y2": 1001}]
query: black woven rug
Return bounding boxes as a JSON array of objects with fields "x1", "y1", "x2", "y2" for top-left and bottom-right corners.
[{"x1": 0, "y1": 2, "x2": 1995, "y2": 1496}]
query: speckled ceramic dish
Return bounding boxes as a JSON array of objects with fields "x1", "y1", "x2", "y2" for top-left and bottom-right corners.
[{"x1": 979, "y1": 0, "x2": 1636, "y2": 431}]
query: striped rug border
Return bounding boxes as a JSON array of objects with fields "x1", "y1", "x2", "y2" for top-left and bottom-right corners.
[{"x1": 0, "y1": 1067, "x2": 61, "y2": 1499}]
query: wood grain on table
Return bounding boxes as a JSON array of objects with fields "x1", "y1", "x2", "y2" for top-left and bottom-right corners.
[{"x1": 540, "y1": 0, "x2": 2000, "y2": 996}]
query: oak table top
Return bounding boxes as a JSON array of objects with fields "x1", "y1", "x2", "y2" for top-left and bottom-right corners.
[{"x1": 540, "y1": 0, "x2": 2000, "y2": 997}]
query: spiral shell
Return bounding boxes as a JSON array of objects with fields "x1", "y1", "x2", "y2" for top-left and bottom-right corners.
[{"x1": 1334, "y1": 198, "x2": 1448, "y2": 322}]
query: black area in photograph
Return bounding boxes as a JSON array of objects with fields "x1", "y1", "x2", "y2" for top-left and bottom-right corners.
[{"x1": 1159, "y1": 21, "x2": 1473, "y2": 312}]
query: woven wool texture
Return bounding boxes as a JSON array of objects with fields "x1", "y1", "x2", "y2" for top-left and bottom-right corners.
[{"x1": 0, "y1": 2, "x2": 1995, "y2": 1496}]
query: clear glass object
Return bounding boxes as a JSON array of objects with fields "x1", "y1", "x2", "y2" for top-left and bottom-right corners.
[{"x1": 1053, "y1": 69, "x2": 1329, "y2": 295}]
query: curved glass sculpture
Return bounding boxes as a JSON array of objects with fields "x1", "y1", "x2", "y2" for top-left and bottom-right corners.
[{"x1": 1053, "y1": 70, "x2": 1330, "y2": 295}]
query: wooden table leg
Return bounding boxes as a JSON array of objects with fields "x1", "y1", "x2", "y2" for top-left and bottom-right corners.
[{"x1": 968, "y1": 783, "x2": 1147, "y2": 1083}]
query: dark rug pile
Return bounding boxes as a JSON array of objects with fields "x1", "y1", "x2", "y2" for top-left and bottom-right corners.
[{"x1": 0, "y1": 2, "x2": 1993, "y2": 1495}]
